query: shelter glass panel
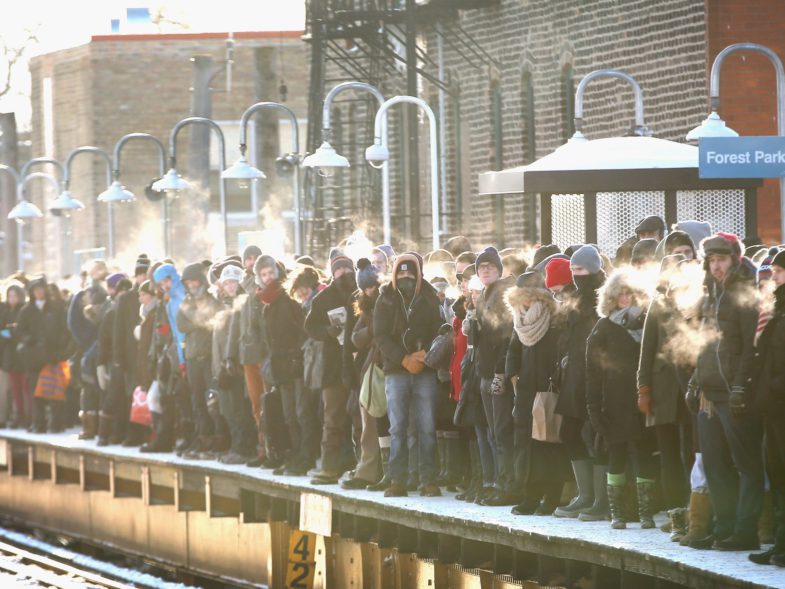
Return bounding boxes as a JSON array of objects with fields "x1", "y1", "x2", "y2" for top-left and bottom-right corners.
[
  {"x1": 551, "y1": 193, "x2": 584, "y2": 249},
  {"x1": 676, "y1": 190, "x2": 746, "y2": 239}
]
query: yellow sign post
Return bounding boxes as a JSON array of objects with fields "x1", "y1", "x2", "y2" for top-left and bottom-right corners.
[{"x1": 285, "y1": 529, "x2": 317, "y2": 589}]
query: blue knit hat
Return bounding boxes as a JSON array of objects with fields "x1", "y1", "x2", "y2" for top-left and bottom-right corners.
[{"x1": 356, "y1": 258, "x2": 380, "y2": 290}]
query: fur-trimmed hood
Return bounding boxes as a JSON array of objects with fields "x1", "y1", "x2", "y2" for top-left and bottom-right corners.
[
  {"x1": 504, "y1": 284, "x2": 556, "y2": 315},
  {"x1": 597, "y1": 268, "x2": 651, "y2": 318}
]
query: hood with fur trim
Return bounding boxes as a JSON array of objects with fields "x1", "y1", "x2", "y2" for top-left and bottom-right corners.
[
  {"x1": 504, "y1": 282, "x2": 556, "y2": 315},
  {"x1": 597, "y1": 268, "x2": 651, "y2": 318},
  {"x1": 391, "y1": 252, "x2": 423, "y2": 296}
]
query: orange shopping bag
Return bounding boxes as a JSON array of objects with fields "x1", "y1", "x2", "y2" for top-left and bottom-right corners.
[{"x1": 34, "y1": 362, "x2": 71, "y2": 401}]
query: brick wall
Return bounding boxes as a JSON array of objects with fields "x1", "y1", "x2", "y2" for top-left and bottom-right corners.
[
  {"x1": 420, "y1": 0, "x2": 708, "y2": 250},
  {"x1": 27, "y1": 32, "x2": 309, "y2": 276},
  {"x1": 706, "y1": 0, "x2": 785, "y2": 244}
]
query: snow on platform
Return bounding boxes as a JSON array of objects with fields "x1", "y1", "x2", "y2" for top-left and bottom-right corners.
[{"x1": 2, "y1": 427, "x2": 784, "y2": 589}]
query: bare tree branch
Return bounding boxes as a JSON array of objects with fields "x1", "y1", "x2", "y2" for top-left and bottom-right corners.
[{"x1": 0, "y1": 29, "x2": 39, "y2": 100}]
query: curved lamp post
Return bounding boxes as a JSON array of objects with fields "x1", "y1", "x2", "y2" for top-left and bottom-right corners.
[
  {"x1": 19, "y1": 172, "x2": 61, "y2": 270},
  {"x1": 365, "y1": 95, "x2": 440, "y2": 250},
  {"x1": 303, "y1": 82, "x2": 392, "y2": 244},
  {"x1": 686, "y1": 43, "x2": 785, "y2": 241},
  {"x1": 222, "y1": 102, "x2": 303, "y2": 253},
  {"x1": 63, "y1": 147, "x2": 118, "y2": 257},
  {"x1": 0, "y1": 164, "x2": 39, "y2": 271},
  {"x1": 154, "y1": 117, "x2": 228, "y2": 254},
  {"x1": 103, "y1": 133, "x2": 168, "y2": 255},
  {"x1": 573, "y1": 69, "x2": 652, "y2": 139}
]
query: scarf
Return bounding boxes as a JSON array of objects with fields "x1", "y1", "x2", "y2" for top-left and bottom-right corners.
[
  {"x1": 513, "y1": 299, "x2": 551, "y2": 346},
  {"x1": 609, "y1": 305, "x2": 644, "y2": 343},
  {"x1": 258, "y1": 281, "x2": 283, "y2": 305}
]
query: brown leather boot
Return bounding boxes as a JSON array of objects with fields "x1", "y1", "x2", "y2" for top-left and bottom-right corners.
[
  {"x1": 680, "y1": 491, "x2": 713, "y2": 548},
  {"x1": 78, "y1": 411, "x2": 98, "y2": 440}
]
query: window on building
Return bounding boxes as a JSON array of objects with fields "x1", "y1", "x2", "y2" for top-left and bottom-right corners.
[
  {"x1": 561, "y1": 63, "x2": 575, "y2": 142},
  {"x1": 521, "y1": 70, "x2": 536, "y2": 164}
]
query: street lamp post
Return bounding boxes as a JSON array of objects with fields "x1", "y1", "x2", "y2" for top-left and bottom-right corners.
[
  {"x1": 20, "y1": 172, "x2": 61, "y2": 271},
  {"x1": 103, "y1": 133, "x2": 167, "y2": 255},
  {"x1": 63, "y1": 147, "x2": 117, "y2": 257},
  {"x1": 686, "y1": 43, "x2": 785, "y2": 242},
  {"x1": 0, "y1": 164, "x2": 42, "y2": 272},
  {"x1": 223, "y1": 102, "x2": 305, "y2": 254},
  {"x1": 154, "y1": 117, "x2": 228, "y2": 255},
  {"x1": 365, "y1": 96, "x2": 440, "y2": 250},
  {"x1": 573, "y1": 69, "x2": 652, "y2": 138},
  {"x1": 302, "y1": 82, "x2": 392, "y2": 245}
]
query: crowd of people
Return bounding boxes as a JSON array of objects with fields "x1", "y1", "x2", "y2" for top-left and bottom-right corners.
[{"x1": 1, "y1": 215, "x2": 784, "y2": 567}]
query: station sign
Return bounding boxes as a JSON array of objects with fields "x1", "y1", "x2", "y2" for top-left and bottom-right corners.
[{"x1": 699, "y1": 136, "x2": 785, "y2": 178}]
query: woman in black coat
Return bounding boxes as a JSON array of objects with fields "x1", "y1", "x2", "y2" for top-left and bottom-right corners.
[
  {"x1": 505, "y1": 272, "x2": 570, "y2": 516},
  {"x1": 1, "y1": 284, "x2": 28, "y2": 427},
  {"x1": 15, "y1": 277, "x2": 70, "y2": 433},
  {"x1": 586, "y1": 268, "x2": 657, "y2": 529}
]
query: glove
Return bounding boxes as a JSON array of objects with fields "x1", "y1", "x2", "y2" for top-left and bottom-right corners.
[
  {"x1": 637, "y1": 386, "x2": 652, "y2": 416},
  {"x1": 729, "y1": 386, "x2": 748, "y2": 417},
  {"x1": 401, "y1": 350, "x2": 426, "y2": 374},
  {"x1": 685, "y1": 379, "x2": 699, "y2": 415},
  {"x1": 490, "y1": 374, "x2": 506, "y2": 395},
  {"x1": 327, "y1": 325, "x2": 342, "y2": 338}
]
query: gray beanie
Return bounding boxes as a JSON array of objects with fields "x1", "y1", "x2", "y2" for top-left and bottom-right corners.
[{"x1": 570, "y1": 244, "x2": 602, "y2": 275}]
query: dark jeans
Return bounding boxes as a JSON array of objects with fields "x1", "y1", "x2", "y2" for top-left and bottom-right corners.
[
  {"x1": 293, "y1": 381, "x2": 320, "y2": 467},
  {"x1": 559, "y1": 415, "x2": 590, "y2": 461},
  {"x1": 655, "y1": 423, "x2": 692, "y2": 509},
  {"x1": 765, "y1": 417, "x2": 785, "y2": 553},
  {"x1": 218, "y1": 375, "x2": 257, "y2": 455},
  {"x1": 186, "y1": 356, "x2": 214, "y2": 437},
  {"x1": 480, "y1": 378, "x2": 515, "y2": 493},
  {"x1": 698, "y1": 401, "x2": 764, "y2": 540}
]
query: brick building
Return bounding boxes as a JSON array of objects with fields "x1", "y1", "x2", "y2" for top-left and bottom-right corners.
[
  {"x1": 24, "y1": 31, "x2": 308, "y2": 276},
  {"x1": 317, "y1": 0, "x2": 784, "y2": 252}
]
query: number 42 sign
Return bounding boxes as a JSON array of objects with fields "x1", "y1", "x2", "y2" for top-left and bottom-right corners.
[{"x1": 286, "y1": 530, "x2": 317, "y2": 589}]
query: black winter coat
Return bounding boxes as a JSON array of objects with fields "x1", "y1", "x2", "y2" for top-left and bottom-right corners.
[
  {"x1": 373, "y1": 280, "x2": 443, "y2": 375},
  {"x1": 637, "y1": 295, "x2": 692, "y2": 426},
  {"x1": 97, "y1": 301, "x2": 116, "y2": 368},
  {"x1": 506, "y1": 327, "x2": 560, "y2": 428},
  {"x1": 16, "y1": 299, "x2": 70, "y2": 372},
  {"x1": 476, "y1": 276, "x2": 515, "y2": 379},
  {"x1": 694, "y1": 262, "x2": 758, "y2": 402},
  {"x1": 305, "y1": 281, "x2": 354, "y2": 388},
  {"x1": 555, "y1": 281, "x2": 601, "y2": 420},
  {"x1": 263, "y1": 290, "x2": 305, "y2": 386},
  {"x1": 112, "y1": 287, "x2": 140, "y2": 373},
  {"x1": 585, "y1": 317, "x2": 642, "y2": 444},
  {"x1": 752, "y1": 284, "x2": 785, "y2": 415}
]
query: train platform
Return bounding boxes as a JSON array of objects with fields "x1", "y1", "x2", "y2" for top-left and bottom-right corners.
[{"x1": 0, "y1": 427, "x2": 782, "y2": 589}]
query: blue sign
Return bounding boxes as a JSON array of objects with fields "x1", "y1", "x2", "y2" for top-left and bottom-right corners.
[{"x1": 699, "y1": 136, "x2": 785, "y2": 178}]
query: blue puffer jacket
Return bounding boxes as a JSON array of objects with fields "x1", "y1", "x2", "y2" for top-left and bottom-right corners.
[{"x1": 153, "y1": 264, "x2": 186, "y2": 365}]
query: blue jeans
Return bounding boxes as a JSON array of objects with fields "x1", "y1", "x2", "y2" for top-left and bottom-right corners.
[
  {"x1": 698, "y1": 400, "x2": 764, "y2": 540},
  {"x1": 481, "y1": 377, "x2": 515, "y2": 493},
  {"x1": 386, "y1": 371, "x2": 438, "y2": 486}
]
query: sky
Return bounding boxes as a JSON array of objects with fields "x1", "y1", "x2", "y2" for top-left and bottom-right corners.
[{"x1": 0, "y1": 1, "x2": 306, "y2": 128}]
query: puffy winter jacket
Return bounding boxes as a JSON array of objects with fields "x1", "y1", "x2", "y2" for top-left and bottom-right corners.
[
  {"x1": 475, "y1": 275, "x2": 515, "y2": 379},
  {"x1": 752, "y1": 283, "x2": 785, "y2": 415},
  {"x1": 153, "y1": 264, "x2": 187, "y2": 366}
]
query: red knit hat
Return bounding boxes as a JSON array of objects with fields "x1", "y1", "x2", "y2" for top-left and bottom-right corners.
[{"x1": 545, "y1": 257, "x2": 572, "y2": 289}]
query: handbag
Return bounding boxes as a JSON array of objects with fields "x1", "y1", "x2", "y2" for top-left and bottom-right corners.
[
  {"x1": 33, "y1": 362, "x2": 70, "y2": 401},
  {"x1": 359, "y1": 363, "x2": 387, "y2": 418},
  {"x1": 531, "y1": 381, "x2": 562, "y2": 443},
  {"x1": 130, "y1": 386, "x2": 152, "y2": 426}
]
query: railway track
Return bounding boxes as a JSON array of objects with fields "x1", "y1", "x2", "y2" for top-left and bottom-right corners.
[{"x1": 0, "y1": 539, "x2": 136, "y2": 589}]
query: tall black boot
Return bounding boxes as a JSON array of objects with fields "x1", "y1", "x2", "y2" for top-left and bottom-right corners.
[
  {"x1": 367, "y1": 446, "x2": 391, "y2": 491},
  {"x1": 96, "y1": 413, "x2": 114, "y2": 447}
]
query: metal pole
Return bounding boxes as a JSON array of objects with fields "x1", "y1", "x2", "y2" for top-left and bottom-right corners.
[
  {"x1": 573, "y1": 69, "x2": 648, "y2": 136},
  {"x1": 0, "y1": 165, "x2": 22, "y2": 270},
  {"x1": 238, "y1": 102, "x2": 302, "y2": 253},
  {"x1": 112, "y1": 133, "x2": 168, "y2": 255},
  {"x1": 63, "y1": 147, "x2": 113, "y2": 257},
  {"x1": 320, "y1": 82, "x2": 391, "y2": 244},
  {"x1": 436, "y1": 22, "x2": 448, "y2": 236},
  {"x1": 708, "y1": 43, "x2": 785, "y2": 241},
  {"x1": 169, "y1": 117, "x2": 228, "y2": 255},
  {"x1": 405, "y1": 0, "x2": 421, "y2": 242},
  {"x1": 372, "y1": 96, "x2": 440, "y2": 250}
]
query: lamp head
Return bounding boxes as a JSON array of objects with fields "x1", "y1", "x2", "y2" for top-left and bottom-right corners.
[
  {"x1": 8, "y1": 200, "x2": 43, "y2": 224},
  {"x1": 302, "y1": 142, "x2": 349, "y2": 177},
  {"x1": 221, "y1": 156, "x2": 267, "y2": 181},
  {"x1": 151, "y1": 168, "x2": 191, "y2": 193},
  {"x1": 145, "y1": 181, "x2": 165, "y2": 202},
  {"x1": 365, "y1": 143, "x2": 389, "y2": 169},
  {"x1": 98, "y1": 181, "x2": 135, "y2": 204},
  {"x1": 49, "y1": 190, "x2": 85, "y2": 215},
  {"x1": 686, "y1": 111, "x2": 739, "y2": 142}
]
